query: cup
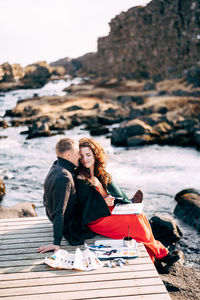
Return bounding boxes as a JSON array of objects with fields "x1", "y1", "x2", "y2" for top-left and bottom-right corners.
[{"x1": 123, "y1": 236, "x2": 133, "y2": 248}]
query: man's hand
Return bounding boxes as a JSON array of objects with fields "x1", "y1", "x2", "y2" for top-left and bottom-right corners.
[{"x1": 36, "y1": 244, "x2": 60, "y2": 253}]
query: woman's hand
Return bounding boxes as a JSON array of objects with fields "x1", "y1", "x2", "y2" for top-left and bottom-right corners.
[{"x1": 104, "y1": 195, "x2": 115, "y2": 206}]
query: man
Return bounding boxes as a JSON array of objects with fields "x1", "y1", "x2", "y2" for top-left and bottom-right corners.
[{"x1": 37, "y1": 138, "x2": 80, "y2": 253}]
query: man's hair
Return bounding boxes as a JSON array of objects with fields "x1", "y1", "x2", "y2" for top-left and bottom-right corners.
[{"x1": 55, "y1": 138, "x2": 76, "y2": 155}]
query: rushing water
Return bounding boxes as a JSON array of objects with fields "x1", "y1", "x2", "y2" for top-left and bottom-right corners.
[{"x1": 0, "y1": 79, "x2": 200, "y2": 268}]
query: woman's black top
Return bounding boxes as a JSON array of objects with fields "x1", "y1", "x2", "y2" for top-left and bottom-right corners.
[{"x1": 65, "y1": 179, "x2": 131, "y2": 245}]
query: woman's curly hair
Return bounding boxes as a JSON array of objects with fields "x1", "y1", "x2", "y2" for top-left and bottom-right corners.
[{"x1": 77, "y1": 137, "x2": 112, "y2": 188}]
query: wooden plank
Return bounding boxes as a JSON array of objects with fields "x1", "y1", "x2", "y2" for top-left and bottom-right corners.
[
  {"x1": 0, "y1": 244, "x2": 145, "y2": 256},
  {"x1": 0, "y1": 250, "x2": 148, "y2": 261},
  {"x1": 0, "y1": 228, "x2": 52, "y2": 236},
  {"x1": 0, "y1": 270, "x2": 159, "y2": 288},
  {"x1": 0, "y1": 256, "x2": 151, "y2": 268},
  {"x1": 0, "y1": 231, "x2": 53, "y2": 239},
  {"x1": 0, "y1": 220, "x2": 50, "y2": 226},
  {"x1": 0, "y1": 224, "x2": 52, "y2": 232},
  {"x1": 0, "y1": 277, "x2": 164, "y2": 296},
  {"x1": 1, "y1": 294, "x2": 170, "y2": 300},
  {"x1": 0, "y1": 264, "x2": 155, "y2": 281},
  {"x1": 99, "y1": 295, "x2": 171, "y2": 300},
  {"x1": 0, "y1": 216, "x2": 47, "y2": 223},
  {"x1": 0, "y1": 285, "x2": 169, "y2": 300},
  {"x1": 0, "y1": 260, "x2": 153, "y2": 274}
]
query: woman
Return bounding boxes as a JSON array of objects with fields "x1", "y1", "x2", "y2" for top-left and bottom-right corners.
[{"x1": 75, "y1": 137, "x2": 179, "y2": 265}]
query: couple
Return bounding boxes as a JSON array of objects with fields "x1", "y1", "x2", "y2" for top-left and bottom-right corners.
[{"x1": 37, "y1": 137, "x2": 179, "y2": 266}]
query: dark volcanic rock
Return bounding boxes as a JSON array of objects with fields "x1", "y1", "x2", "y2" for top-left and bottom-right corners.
[
  {"x1": 194, "y1": 131, "x2": 200, "y2": 147},
  {"x1": 143, "y1": 81, "x2": 156, "y2": 91},
  {"x1": 26, "y1": 122, "x2": 52, "y2": 139},
  {"x1": 174, "y1": 188, "x2": 200, "y2": 232},
  {"x1": 185, "y1": 66, "x2": 200, "y2": 88},
  {"x1": 0, "y1": 119, "x2": 8, "y2": 129},
  {"x1": 0, "y1": 178, "x2": 6, "y2": 199},
  {"x1": 117, "y1": 95, "x2": 144, "y2": 105},
  {"x1": 111, "y1": 119, "x2": 157, "y2": 146},
  {"x1": 150, "y1": 214, "x2": 183, "y2": 246}
]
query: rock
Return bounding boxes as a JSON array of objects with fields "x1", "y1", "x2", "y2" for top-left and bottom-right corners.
[
  {"x1": 176, "y1": 118, "x2": 199, "y2": 131},
  {"x1": 194, "y1": 131, "x2": 200, "y2": 147},
  {"x1": 0, "y1": 136, "x2": 7, "y2": 139},
  {"x1": 153, "y1": 122, "x2": 173, "y2": 135},
  {"x1": 117, "y1": 95, "x2": 144, "y2": 105},
  {"x1": 174, "y1": 188, "x2": 200, "y2": 232},
  {"x1": 22, "y1": 62, "x2": 51, "y2": 88},
  {"x1": 65, "y1": 105, "x2": 83, "y2": 111},
  {"x1": 0, "y1": 202, "x2": 37, "y2": 218},
  {"x1": 0, "y1": 62, "x2": 13, "y2": 82},
  {"x1": 26, "y1": 122, "x2": 52, "y2": 139},
  {"x1": 49, "y1": 119, "x2": 71, "y2": 130},
  {"x1": 143, "y1": 81, "x2": 156, "y2": 91},
  {"x1": 0, "y1": 119, "x2": 9, "y2": 129},
  {"x1": 0, "y1": 178, "x2": 6, "y2": 199},
  {"x1": 185, "y1": 66, "x2": 200, "y2": 88},
  {"x1": 127, "y1": 134, "x2": 154, "y2": 146},
  {"x1": 149, "y1": 214, "x2": 183, "y2": 246},
  {"x1": 111, "y1": 119, "x2": 156, "y2": 146},
  {"x1": 129, "y1": 108, "x2": 144, "y2": 119},
  {"x1": 172, "y1": 90, "x2": 200, "y2": 97},
  {"x1": 162, "y1": 130, "x2": 194, "y2": 146},
  {"x1": 89, "y1": 126, "x2": 109, "y2": 136}
]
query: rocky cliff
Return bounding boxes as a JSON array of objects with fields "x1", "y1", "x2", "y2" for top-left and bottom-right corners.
[{"x1": 65, "y1": 0, "x2": 200, "y2": 80}]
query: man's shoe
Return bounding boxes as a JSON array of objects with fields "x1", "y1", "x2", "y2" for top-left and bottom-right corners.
[
  {"x1": 132, "y1": 190, "x2": 143, "y2": 203},
  {"x1": 156, "y1": 253, "x2": 180, "y2": 266}
]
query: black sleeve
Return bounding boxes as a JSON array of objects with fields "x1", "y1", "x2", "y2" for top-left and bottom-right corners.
[
  {"x1": 52, "y1": 176, "x2": 71, "y2": 245},
  {"x1": 75, "y1": 179, "x2": 111, "y2": 226}
]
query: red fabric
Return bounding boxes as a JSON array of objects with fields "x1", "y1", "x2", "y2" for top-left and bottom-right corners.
[{"x1": 88, "y1": 191, "x2": 168, "y2": 261}]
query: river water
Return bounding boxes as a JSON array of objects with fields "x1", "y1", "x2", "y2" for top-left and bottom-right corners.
[{"x1": 0, "y1": 79, "x2": 199, "y2": 268}]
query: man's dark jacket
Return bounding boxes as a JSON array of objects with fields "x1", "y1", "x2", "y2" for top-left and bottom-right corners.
[{"x1": 43, "y1": 157, "x2": 78, "y2": 246}]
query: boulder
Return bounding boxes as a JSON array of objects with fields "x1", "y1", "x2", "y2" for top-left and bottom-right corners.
[
  {"x1": 26, "y1": 122, "x2": 52, "y2": 139},
  {"x1": 185, "y1": 66, "x2": 200, "y2": 88},
  {"x1": 0, "y1": 119, "x2": 9, "y2": 129},
  {"x1": 149, "y1": 214, "x2": 183, "y2": 246},
  {"x1": 111, "y1": 119, "x2": 156, "y2": 146},
  {"x1": 143, "y1": 81, "x2": 156, "y2": 91},
  {"x1": 194, "y1": 131, "x2": 200, "y2": 148},
  {"x1": 0, "y1": 62, "x2": 13, "y2": 82},
  {"x1": 117, "y1": 95, "x2": 144, "y2": 105},
  {"x1": 127, "y1": 134, "x2": 154, "y2": 146},
  {"x1": 0, "y1": 202, "x2": 37, "y2": 218},
  {"x1": 22, "y1": 62, "x2": 51, "y2": 88},
  {"x1": 174, "y1": 188, "x2": 200, "y2": 232},
  {"x1": 0, "y1": 178, "x2": 6, "y2": 199}
]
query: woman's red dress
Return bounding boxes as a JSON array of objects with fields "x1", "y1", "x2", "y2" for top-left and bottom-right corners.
[{"x1": 87, "y1": 189, "x2": 168, "y2": 262}]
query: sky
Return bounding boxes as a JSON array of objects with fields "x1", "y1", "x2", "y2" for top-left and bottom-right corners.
[{"x1": 0, "y1": 0, "x2": 151, "y2": 66}]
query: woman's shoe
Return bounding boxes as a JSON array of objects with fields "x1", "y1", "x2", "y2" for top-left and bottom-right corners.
[
  {"x1": 156, "y1": 252, "x2": 180, "y2": 266},
  {"x1": 131, "y1": 190, "x2": 143, "y2": 203}
]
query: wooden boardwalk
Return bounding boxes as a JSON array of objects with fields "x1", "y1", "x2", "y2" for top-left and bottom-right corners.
[{"x1": 0, "y1": 216, "x2": 171, "y2": 300}]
